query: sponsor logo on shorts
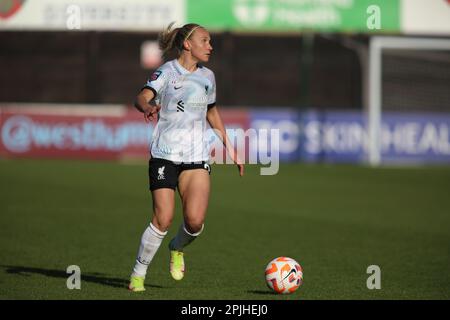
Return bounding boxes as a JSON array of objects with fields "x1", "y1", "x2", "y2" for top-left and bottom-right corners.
[{"x1": 157, "y1": 166, "x2": 165, "y2": 180}]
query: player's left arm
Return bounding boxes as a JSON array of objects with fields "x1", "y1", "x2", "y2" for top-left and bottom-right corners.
[{"x1": 207, "y1": 106, "x2": 244, "y2": 177}]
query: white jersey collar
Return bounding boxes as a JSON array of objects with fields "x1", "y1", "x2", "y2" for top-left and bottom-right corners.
[{"x1": 173, "y1": 59, "x2": 200, "y2": 75}]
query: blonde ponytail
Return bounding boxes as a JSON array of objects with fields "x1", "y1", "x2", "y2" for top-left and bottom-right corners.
[
  {"x1": 158, "y1": 22, "x2": 203, "y2": 58},
  {"x1": 158, "y1": 22, "x2": 180, "y2": 58}
]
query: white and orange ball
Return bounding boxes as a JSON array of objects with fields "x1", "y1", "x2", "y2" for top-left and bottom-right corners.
[{"x1": 265, "y1": 257, "x2": 303, "y2": 294}]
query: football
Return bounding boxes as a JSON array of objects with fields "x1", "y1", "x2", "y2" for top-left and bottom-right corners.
[{"x1": 265, "y1": 257, "x2": 303, "y2": 294}]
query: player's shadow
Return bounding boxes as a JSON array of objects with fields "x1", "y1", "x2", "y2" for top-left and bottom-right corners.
[{"x1": 0, "y1": 265, "x2": 163, "y2": 289}]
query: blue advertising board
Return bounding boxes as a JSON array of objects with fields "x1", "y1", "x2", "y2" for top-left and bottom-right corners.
[{"x1": 249, "y1": 109, "x2": 450, "y2": 164}]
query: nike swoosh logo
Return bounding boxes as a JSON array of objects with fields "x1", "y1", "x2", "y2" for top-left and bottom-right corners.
[
  {"x1": 174, "y1": 86, "x2": 182, "y2": 90},
  {"x1": 282, "y1": 268, "x2": 296, "y2": 281}
]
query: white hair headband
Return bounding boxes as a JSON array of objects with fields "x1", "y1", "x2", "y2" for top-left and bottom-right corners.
[{"x1": 184, "y1": 26, "x2": 201, "y2": 42}]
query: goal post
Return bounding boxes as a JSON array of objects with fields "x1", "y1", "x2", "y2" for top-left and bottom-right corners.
[{"x1": 367, "y1": 36, "x2": 450, "y2": 166}]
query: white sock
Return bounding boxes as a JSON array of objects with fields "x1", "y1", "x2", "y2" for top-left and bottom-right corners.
[
  {"x1": 169, "y1": 223, "x2": 204, "y2": 252},
  {"x1": 132, "y1": 223, "x2": 167, "y2": 277}
]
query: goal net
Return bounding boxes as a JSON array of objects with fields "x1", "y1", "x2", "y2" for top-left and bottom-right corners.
[{"x1": 367, "y1": 36, "x2": 450, "y2": 165}]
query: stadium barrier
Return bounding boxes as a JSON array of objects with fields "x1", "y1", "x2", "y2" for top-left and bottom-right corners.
[{"x1": 1, "y1": 104, "x2": 449, "y2": 164}]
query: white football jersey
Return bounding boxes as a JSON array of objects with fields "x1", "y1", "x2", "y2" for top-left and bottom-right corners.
[{"x1": 143, "y1": 59, "x2": 216, "y2": 163}]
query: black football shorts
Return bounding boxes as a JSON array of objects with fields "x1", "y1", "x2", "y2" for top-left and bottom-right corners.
[{"x1": 148, "y1": 157, "x2": 211, "y2": 191}]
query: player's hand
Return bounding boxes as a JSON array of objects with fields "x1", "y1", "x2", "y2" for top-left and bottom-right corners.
[
  {"x1": 228, "y1": 147, "x2": 244, "y2": 177},
  {"x1": 143, "y1": 104, "x2": 161, "y2": 123},
  {"x1": 237, "y1": 163, "x2": 244, "y2": 177}
]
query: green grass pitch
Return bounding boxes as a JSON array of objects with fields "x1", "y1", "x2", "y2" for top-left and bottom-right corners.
[{"x1": 0, "y1": 158, "x2": 449, "y2": 300}]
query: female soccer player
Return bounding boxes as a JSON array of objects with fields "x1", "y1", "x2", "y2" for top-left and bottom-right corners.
[{"x1": 128, "y1": 23, "x2": 244, "y2": 292}]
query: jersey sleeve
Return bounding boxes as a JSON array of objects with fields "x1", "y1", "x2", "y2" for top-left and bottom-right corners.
[
  {"x1": 141, "y1": 68, "x2": 167, "y2": 97},
  {"x1": 207, "y1": 72, "x2": 216, "y2": 110}
]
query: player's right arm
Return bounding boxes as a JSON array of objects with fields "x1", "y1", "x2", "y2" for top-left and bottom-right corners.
[
  {"x1": 135, "y1": 67, "x2": 168, "y2": 122},
  {"x1": 134, "y1": 89, "x2": 160, "y2": 123}
]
